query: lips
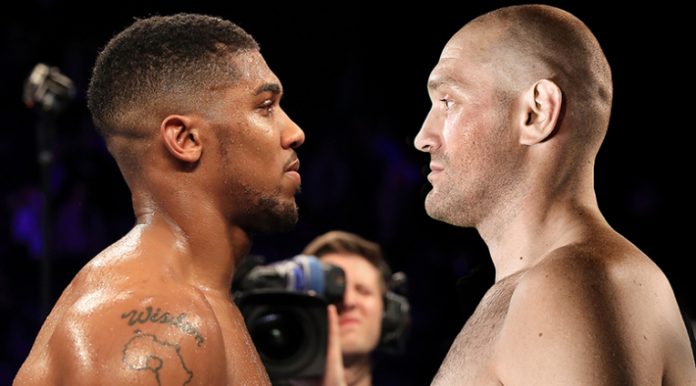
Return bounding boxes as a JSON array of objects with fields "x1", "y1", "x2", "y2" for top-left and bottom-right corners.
[
  {"x1": 339, "y1": 317, "x2": 360, "y2": 326},
  {"x1": 429, "y1": 162, "x2": 444, "y2": 172},
  {"x1": 427, "y1": 162, "x2": 444, "y2": 182},
  {"x1": 284, "y1": 157, "x2": 301, "y2": 185},
  {"x1": 285, "y1": 157, "x2": 300, "y2": 173}
]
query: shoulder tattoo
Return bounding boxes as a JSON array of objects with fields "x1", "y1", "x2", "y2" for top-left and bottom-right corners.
[
  {"x1": 123, "y1": 330, "x2": 193, "y2": 385},
  {"x1": 121, "y1": 306, "x2": 205, "y2": 346}
]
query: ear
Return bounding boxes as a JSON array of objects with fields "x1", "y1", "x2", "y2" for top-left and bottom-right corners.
[
  {"x1": 160, "y1": 115, "x2": 202, "y2": 163},
  {"x1": 518, "y1": 79, "x2": 562, "y2": 145}
]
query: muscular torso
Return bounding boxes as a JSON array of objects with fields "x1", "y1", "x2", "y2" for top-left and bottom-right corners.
[
  {"x1": 431, "y1": 236, "x2": 695, "y2": 386},
  {"x1": 14, "y1": 232, "x2": 271, "y2": 386}
]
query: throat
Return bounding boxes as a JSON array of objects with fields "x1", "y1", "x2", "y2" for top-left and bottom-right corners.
[{"x1": 343, "y1": 355, "x2": 372, "y2": 386}]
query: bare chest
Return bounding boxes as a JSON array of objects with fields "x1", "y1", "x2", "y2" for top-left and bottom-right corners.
[{"x1": 432, "y1": 275, "x2": 521, "y2": 386}]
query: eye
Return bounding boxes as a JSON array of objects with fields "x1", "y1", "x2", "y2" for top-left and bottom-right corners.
[
  {"x1": 258, "y1": 99, "x2": 276, "y2": 116},
  {"x1": 440, "y1": 98, "x2": 453, "y2": 110},
  {"x1": 356, "y1": 284, "x2": 374, "y2": 296}
]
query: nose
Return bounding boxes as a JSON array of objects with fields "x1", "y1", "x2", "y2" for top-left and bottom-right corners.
[
  {"x1": 414, "y1": 109, "x2": 440, "y2": 153},
  {"x1": 281, "y1": 112, "x2": 305, "y2": 150}
]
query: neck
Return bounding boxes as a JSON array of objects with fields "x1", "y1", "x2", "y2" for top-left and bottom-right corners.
[
  {"x1": 477, "y1": 170, "x2": 604, "y2": 281},
  {"x1": 342, "y1": 355, "x2": 372, "y2": 386},
  {"x1": 131, "y1": 188, "x2": 251, "y2": 296}
]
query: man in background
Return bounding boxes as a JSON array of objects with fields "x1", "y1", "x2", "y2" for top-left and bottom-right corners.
[{"x1": 301, "y1": 230, "x2": 401, "y2": 386}]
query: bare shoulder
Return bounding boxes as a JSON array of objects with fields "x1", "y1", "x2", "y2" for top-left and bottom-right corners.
[
  {"x1": 16, "y1": 286, "x2": 227, "y2": 386},
  {"x1": 495, "y1": 240, "x2": 695, "y2": 385}
]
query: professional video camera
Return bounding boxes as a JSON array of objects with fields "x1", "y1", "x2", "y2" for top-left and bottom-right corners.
[
  {"x1": 233, "y1": 255, "x2": 345, "y2": 380},
  {"x1": 233, "y1": 254, "x2": 411, "y2": 382}
]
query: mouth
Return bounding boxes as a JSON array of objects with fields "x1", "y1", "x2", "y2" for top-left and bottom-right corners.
[
  {"x1": 429, "y1": 162, "x2": 444, "y2": 172},
  {"x1": 284, "y1": 156, "x2": 301, "y2": 185},
  {"x1": 427, "y1": 162, "x2": 444, "y2": 182},
  {"x1": 339, "y1": 317, "x2": 360, "y2": 326},
  {"x1": 285, "y1": 156, "x2": 300, "y2": 173}
]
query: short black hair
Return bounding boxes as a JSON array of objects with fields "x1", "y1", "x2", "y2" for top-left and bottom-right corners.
[
  {"x1": 87, "y1": 13, "x2": 259, "y2": 141},
  {"x1": 303, "y1": 231, "x2": 392, "y2": 294}
]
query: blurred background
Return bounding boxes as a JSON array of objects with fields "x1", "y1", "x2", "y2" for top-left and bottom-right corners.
[{"x1": 0, "y1": 0, "x2": 691, "y2": 384}]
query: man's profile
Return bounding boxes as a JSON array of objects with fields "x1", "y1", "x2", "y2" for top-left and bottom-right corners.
[
  {"x1": 14, "y1": 13, "x2": 304, "y2": 385},
  {"x1": 414, "y1": 4, "x2": 695, "y2": 385}
]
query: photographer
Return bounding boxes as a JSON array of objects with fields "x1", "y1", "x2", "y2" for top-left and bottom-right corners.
[{"x1": 299, "y1": 231, "x2": 400, "y2": 386}]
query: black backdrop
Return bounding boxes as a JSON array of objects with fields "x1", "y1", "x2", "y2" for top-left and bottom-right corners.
[{"x1": 1, "y1": 1, "x2": 691, "y2": 384}]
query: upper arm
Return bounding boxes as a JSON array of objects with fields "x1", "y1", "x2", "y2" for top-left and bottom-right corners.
[
  {"x1": 495, "y1": 257, "x2": 658, "y2": 385},
  {"x1": 49, "y1": 293, "x2": 227, "y2": 386}
]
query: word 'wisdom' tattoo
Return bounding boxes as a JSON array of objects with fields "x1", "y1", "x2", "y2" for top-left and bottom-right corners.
[{"x1": 121, "y1": 306, "x2": 205, "y2": 346}]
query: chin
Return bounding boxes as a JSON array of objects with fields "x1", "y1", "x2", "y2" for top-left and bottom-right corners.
[
  {"x1": 341, "y1": 344, "x2": 373, "y2": 357},
  {"x1": 425, "y1": 193, "x2": 471, "y2": 227},
  {"x1": 244, "y1": 197, "x2": 299, "y2": 234},
  {"x1": 424, "y1": 194, "x2": 447, "y2": 221}
]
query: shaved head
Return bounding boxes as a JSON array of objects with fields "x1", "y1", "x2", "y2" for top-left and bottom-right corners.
[
  {"x1": 415, "y1": 5, "x2": 616, "y2": 228},
  {"x1": 454, "y1": 4, "x2": 613, "y2": 156}
]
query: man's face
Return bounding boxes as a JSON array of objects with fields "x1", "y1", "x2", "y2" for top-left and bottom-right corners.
[
  {"x1": 203, "y1": 50, "x2": 305, "y2": 234},
  {"x1": 321, "y1": 253, "x2": 384, "y2": 357},
  {"x1": 413, "y1": 26, "x2": 522, "y2": 227}
]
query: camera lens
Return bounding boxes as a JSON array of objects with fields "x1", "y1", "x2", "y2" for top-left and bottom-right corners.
[
  {"x1": 235, "y1": 290, "x2": 329, "y2": 379},
  {"x1": 250, "y1": 311, "x2": 304, "y2": 360}
]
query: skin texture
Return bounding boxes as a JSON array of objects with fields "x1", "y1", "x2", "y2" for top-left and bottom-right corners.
[
  {"x1": 14, "y1": 49, "x2": 305, "y2": 386},
  {"x1": 414, "y1": 5, "x2": 696, "y2": 386}
]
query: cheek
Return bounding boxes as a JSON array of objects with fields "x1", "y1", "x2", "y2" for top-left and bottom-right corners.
[
  {"x1": 442, "y1": 111, "x2": 478, "y2": 156},
  {"x1": 441, "y1": 113, "x2": 460, "y2": 148},
  {"x1": 442, "y1": 109, "x2": 500, "y2": 164},
  {"x1": 365, "y1": 298, "x2": 384, "y2": 325}
]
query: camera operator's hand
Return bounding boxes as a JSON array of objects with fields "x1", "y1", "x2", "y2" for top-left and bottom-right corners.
[
  {"x1": 322, "y1": 305, "x2": 347, "y2": 386},
  {"x1": 289, "y1": 305, "x2": 346, "y2": 386}
]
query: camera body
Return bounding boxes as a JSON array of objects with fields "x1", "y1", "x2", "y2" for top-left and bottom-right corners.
[
  {"x1": 234, "y1": 255, "x2": 345, "y2": 380},
  {"x1": 235, "y1": 290, "x2": 331, "y2": 379},
  {"x1": 234, "y1": 254, "x2": 410, "y2": 381},
  {"x1": 237, "y1": 254, "x2": 346, "y2": 304}
]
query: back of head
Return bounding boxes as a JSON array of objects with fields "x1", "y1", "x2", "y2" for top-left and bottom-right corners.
[
  {"x1": 470, "y1": 4, "x2": 613, "y2": 157},
  {"x1": 87, "y1": 13, "x2": 259, "y2": 170}
]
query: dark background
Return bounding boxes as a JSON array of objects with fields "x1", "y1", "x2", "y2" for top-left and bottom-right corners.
[{"x1": 0, "y1": 1, "x2": 691, "y2": 384}]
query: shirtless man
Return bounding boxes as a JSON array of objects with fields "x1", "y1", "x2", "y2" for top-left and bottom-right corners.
[
  {"x1": 14, "y1": 13, "x2": 305, "y2": 385},
  {"x1": 414, "y1": 5, "x2": 696, "y2": 385}
]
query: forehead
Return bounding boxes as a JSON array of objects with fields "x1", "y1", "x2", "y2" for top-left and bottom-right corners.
[
  {"x1": 321, "y1": 253, "x2": 381, "y2": 284},
  {"x1": 237, "y1": 50, "x2": 274, "y2": 77},
  {"x1": 428, "y1": 25, "x2": 499, "y2": 93},
  {"x1": 204, "y1": 50, "x2": 282, "y2": 113},
  {"x1": 428, "y1": 59, "x2": 492, "y2": 101},
  {"x1": 224, "y1": 50, "x2": 282, "y2": 96}
]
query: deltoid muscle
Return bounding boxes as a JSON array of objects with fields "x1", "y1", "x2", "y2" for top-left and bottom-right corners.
[{"x1": 122, "y1": 330, "x2": 194, "y2": 386}]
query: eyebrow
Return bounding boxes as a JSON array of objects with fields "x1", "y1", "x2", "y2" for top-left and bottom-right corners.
[
  {"x1": 427, "y1": 76, "x2": 460, "y2": 92},
  {"x1": 254, "y1": 82, "x2": 282, "y2": 96}
]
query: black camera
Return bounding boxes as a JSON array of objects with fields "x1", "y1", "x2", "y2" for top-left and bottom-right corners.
[
  {"x1": 234, "y1": 254, "x2": 411, "y2": 381},
  {"x1": 234, "y1": 255, "x2": 346, "y2": 380}
]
